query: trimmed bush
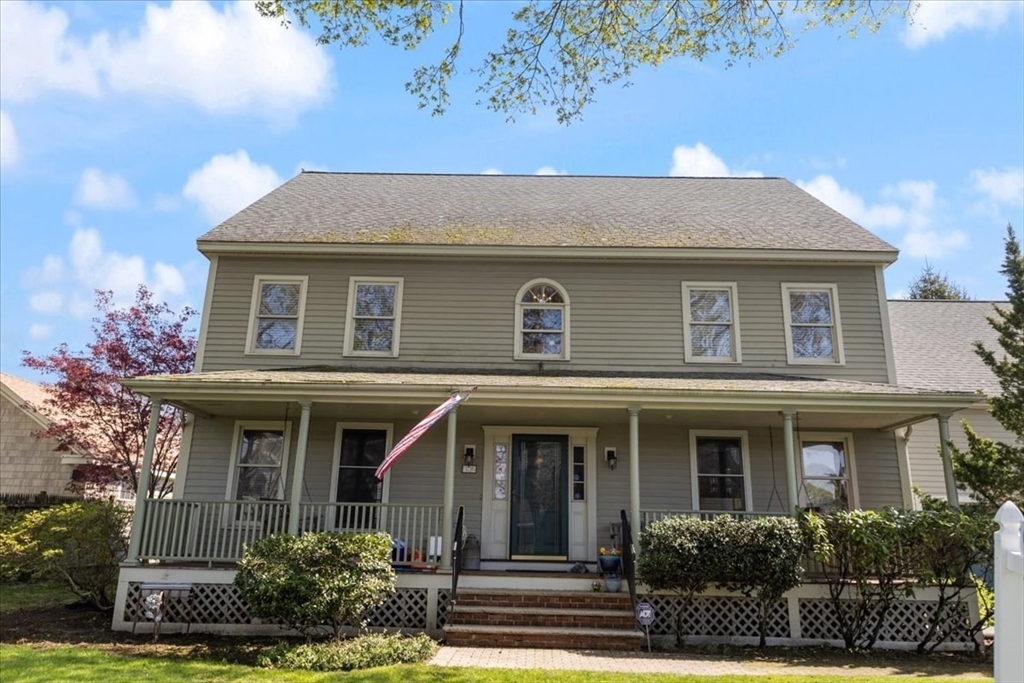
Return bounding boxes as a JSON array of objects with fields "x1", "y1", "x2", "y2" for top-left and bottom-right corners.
[
  {"x1": 0, "y1": 500, "x2": 129, "y2": 609},
  {"x1": 234, "y1": 532, "x2": 396, "y2": 640},
  {"x1": 257, "y1": 633, "x2": 438, "y2": 671}
]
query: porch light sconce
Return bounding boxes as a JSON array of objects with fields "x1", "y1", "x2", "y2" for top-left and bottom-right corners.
[
  {"x1": 463, "y1": 445, "x2": 476, "y2": 467},
  {"x1": 605, "y1": 447, "x2": 618, "y2": 471}
]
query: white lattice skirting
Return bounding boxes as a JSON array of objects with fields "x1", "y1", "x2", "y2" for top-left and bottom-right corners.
[{"x1": 112, "y1": 569, "x2": 978, "y2": 650}]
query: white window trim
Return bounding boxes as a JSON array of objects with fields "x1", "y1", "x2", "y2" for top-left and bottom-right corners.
[
  {"x1": 328, "y1": 422, "x2": 394, "y2": 509},
  {"x1": 343, "y1": 276, "x2": 404, "y2": 357},
  {"x1": 781, "y1": 283, "x2": 846, "y2": 365},
  {"x1": 797, "y1": 431, "x2": 859, "y2": 510},
  {"x1": 244, "y1": 275, "x2": 309, "y2": 356},
  {"x1": 681, "y1": 282, "x2": 742, "y2": 364},
  {"x1": 514, "y1": 278, "x2": 571, "y2": 361},
  {"x1": 689, "y1": 430, "x2": 754, "y2": 512},
  {"x1": 224, "y1": 420, "x2": 293, "y2": 501}
]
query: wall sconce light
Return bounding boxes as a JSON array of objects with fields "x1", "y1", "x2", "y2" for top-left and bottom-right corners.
[
  {"x1": 605, "y1": 447, "x2": 618, "y2": 471},
  {"x1": 464, "y1": 445, "x2": 476, "y2": 467}
]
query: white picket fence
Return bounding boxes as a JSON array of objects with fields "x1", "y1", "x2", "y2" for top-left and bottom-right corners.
[{"x1": 994, "y1": 501, "x2": 1023, "y2": 683}]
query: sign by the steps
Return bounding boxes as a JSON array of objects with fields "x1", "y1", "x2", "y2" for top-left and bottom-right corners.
[{"x1": 635, "y1": 602, "x2": 655, "y2": 653}]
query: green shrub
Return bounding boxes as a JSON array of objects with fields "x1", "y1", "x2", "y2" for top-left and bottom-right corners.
[
  {"x1": 0, "y1": 500, "x2": 129, "y2": 609},
  {"x1": 257, "y1": 633, "x2": 438, "y2": 671},
  {"x1": 234, "y1": 532, "x2": 396, "y2": 640}
]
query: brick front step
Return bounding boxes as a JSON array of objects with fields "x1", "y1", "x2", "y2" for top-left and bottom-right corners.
[
  {"x1": 456, "y1": 589, "x2": 632, "y2": 610},
  {"x1": 444, "y1": 624, "x2": 642, "y2": 650},
  {"x1": 454, "y1": 605, "x2": 636, "y2": 629}
]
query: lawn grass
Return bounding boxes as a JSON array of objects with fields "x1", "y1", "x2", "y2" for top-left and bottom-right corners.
[
  {"x1": 0, "y1": 582, "x2": 75, "y2": 614},
  {"x1": 0, "y1": 645, "x2": 993, "y2": 683}
]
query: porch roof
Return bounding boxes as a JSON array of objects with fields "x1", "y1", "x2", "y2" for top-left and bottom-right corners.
[{"x1": 124, "y1": 368, "x2": 977, "y2": 424}]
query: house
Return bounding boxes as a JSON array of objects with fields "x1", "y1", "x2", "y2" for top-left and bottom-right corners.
[
  {"x1": 112, "y1": 173, "x2": 979, "y2": 648},
  {"x1": 0, "y1": 372, "x2": 87, "y2": 498},
  {"x1": 888, "y1": 299, "x2": 1014, "y2": 505}
]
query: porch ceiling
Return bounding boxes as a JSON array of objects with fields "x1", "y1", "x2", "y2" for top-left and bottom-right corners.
[{"x1": 124, "y1": 369, "x2": 977, "y2": 431}]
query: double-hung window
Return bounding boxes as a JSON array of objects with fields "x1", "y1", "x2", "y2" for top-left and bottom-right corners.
[
  {"x1": 227, "y1": 422, "x2": 292, "y2": 501},
  {"x1": 515, "y1": 279, "x2": 570, "y2": 360},
  {"x1": 344, "y1": 277, "x2": 404, "y2": 356},
  {"x1": 782, "y1": 284, "x2": 845, "y2": 364},
  {"x1": 331, "y1": 424, "x2": 392, "y2": 529},
  {"x1": 682, "y1": 282, "x2": 741, "y2": 362},
  {"x1": 245, "y1": 276, "x2": 308, "y2": 354},
  {"x1": 689, "y1": 431, "x2": 753, "y2": 512},
  {"x1": 799, "y1": 433, "x2": 856, "y2": 512}
]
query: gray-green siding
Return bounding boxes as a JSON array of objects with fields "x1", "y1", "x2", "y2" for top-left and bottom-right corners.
[{"x1": 200, "y1": 257, "x2": 891, "y2": 382}]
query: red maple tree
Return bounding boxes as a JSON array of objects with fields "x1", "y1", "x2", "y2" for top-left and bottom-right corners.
[{"x1": 22, "y1": 286, "x2": 196, "y2": 499}]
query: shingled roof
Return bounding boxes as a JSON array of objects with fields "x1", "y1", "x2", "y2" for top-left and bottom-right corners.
[
  {"x1": 887, "y1": 300, "x2": 1005, "y2": 395},
  {"x1": 198, "y1": 172, "x2": 897, "y2": 254}
]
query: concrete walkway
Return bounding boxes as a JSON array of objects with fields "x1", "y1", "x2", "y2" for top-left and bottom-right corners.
[{"x1": 429, "y1": 646, "x2": 992, "y2": 678}]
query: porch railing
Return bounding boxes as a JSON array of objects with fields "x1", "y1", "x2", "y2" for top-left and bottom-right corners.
[
  {"x1": 640, "y1": 509, "x2": 788, "y2": 528},
  {"x1": 136, "y1": 499, "x2": 442, "y2": 565}
]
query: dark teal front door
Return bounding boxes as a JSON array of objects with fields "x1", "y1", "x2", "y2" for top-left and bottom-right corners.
[{"x1": 510, "y1": 435, "x2": 569, "y2": 559}]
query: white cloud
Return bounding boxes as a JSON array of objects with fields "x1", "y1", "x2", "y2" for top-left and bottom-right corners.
[
  {"x1": 29, "y1": 324, "x2": 54, "y2": 341},
  {"x1": 29, "y1": 291, "x2": 64, "y2": 315},
  {"x1": 481, "y1": 168, "x2": 503, "y2": 175},
  {"x1": 0, "y1": 0, "x2": 331, "y2": 119},
  {"x1": 153, "y1": 193, "x2": 181, "y2": 212},
  {"x1": 670, "y1": 143, "x2": 763, "y2": 178},
  {"x1": 74, "y1": 168, "x2": 136, "y2": 210},
  {"x1": 970, "y1": 167, "x2": 1024, "y2": 206},
  {"x1": 534, "y1": 166, "x2": 567, "y2": 176},
  {"x1": 903, "y1": 1, "x2": 1022, "y2": 48},
  {"x1": 183, "y1": 150, "x2": 282, "y2": 225},
  {"x1": 797, "y1": 174, "x2": 965, "y2": 259},
  {"x1": 23, "y1": 255, "x2": 64, "y2": 288},
  {"x1": 0, "y1": 0, "x2": 104, "y2": 102},
  {"x1": 0, "y1": 110, "x2": 17, "y2": 167}
]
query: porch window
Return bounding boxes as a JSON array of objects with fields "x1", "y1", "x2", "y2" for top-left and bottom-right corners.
[
  {"x1": 781, "y1": 283, "x2": 845, "y2": 364},
  {"x1": 689, "y1": 431, "x2": 752, "y2": 512},
  {"x1": 515, "y1": 279, "x2": 570, "y2": 360},
  {"x1": 799, "y1": 434, "x2": 856, "y2": 512},
  {"x1": 227, "y1": 423, "x2": 292, "y2": 500},
  {"x1": 344, "y1": 277, "x2": 404, "y2": 357},
  {"x1": 245, "y1": 276, "x2": 308, "y2": 354},
  {"x1": 682, "y1": 282, "x2": 741, "y2": 362}
]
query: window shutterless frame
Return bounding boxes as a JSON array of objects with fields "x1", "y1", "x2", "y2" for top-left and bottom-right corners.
[
  {"x1": 244, "y1": 275, "x2": 308, "y2": 355},
  {"x1": 797, "y1": 431, "x2": 859, "y2": 510},
  {"x1": 781, "y1": 283, "x2": 846, "y2": 365},
  {"x1": 681, "y1": 282, "x2": 742, "y2": 363},
  {"x1": 514, "y1": 278, "x2": 571, "y2": 361},
  {"x1": 224, "y1": 420, "x2": 293, "y2": 501},
  {"x1": 688, "y1": 430, "x2": 754, "y2": 512},
  {"x1": 343, "y1": 276, "x2": 404, "y2": 357}
]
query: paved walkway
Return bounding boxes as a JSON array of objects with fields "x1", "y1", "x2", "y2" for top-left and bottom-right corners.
[{"x1": 429, "y1": 646, "x2": 991, "y2": 678}]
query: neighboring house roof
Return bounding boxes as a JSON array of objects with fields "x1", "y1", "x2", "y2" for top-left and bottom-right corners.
[
  {"x1": 198, "y1": 172, "x2": 897, "y2": 255},
  {"x1": 0, "y1": 372, "x2": 88, "y2": 460},
  {"x1": 887, "y1": 300, "x2": 1006, "y2": 396}
]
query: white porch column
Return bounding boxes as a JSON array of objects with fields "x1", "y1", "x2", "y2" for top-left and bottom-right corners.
[
  {"x1": 937, "y1": 413, "x2": 960, "y2": 509},
  {"x1": 127, "y1": 397, "x2": 163, "y2": 562},
  {"x1": 628, "y1": 407, "x2": 641, "y2": 541},
  {"x1": 781, "y1": 411, "x2": 799, "y2": 514},
  {"x1": 441, "y1": 406, "x2": 458, "y2": 570},
  {"x1": 288, "y1": 401, "x2": 313, "y2": 535}
]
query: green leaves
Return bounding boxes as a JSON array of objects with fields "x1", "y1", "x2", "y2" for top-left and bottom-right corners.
[
  {"x1": 234, "y1": 531, "x2": 396, "y2": 640},
  {"x1": 256, "y1": 0, "x2": 909, "y2": 124}
]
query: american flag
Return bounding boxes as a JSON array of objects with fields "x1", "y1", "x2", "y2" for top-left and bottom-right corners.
[{"x1": 374, "y1": 388, "x2": 476, "y2": 480}]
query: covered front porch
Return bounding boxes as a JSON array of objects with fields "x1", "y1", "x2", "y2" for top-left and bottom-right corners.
[{"x1": 122, "y1": 369, "x2": 976, "y2": 570}]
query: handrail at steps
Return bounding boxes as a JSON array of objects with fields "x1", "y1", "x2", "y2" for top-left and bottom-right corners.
[
  {"x1": 620, "y1": 509, "x2": 637, "y2": 609},
  {"x1": 450, "y1": 505, "x2": 465, "y2": 625}
]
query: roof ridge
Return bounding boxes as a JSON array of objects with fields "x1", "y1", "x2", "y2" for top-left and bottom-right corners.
[{"x1": 297, "y1": 171, "x2": 786, "y2": 180}]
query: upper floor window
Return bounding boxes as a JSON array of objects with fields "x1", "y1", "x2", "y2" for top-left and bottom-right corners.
[
  {"x1": 799, "y1": 433, "x2": 857, "y2": 512},
  {"x1": 344, "y1": 277, "x2": 404, "y2": 357},
  {"x1": 682, "y1": 282, "x2": 741, "y2": 363},
  {"x1": 781, "y1": 283, "x2": 845, "y2": 364},
  {"x1": 245, "y1": 275, "x2": 308, "y2": 355},
  {"x1": 515, "y1": 279, "x2": 570, "y2": 360}
]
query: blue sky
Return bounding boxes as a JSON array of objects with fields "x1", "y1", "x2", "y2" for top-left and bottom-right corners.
[{"x1": 1, "y1": 0, "x2": 1022, "y2": 378}]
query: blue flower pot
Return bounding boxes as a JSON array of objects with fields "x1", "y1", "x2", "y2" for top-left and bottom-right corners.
[{"x1": 598, "y1": 555, "x2": 621, "y2": 574}]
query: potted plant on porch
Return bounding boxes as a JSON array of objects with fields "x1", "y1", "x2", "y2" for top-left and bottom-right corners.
[{"x1": 598, "y1": 546, "x2": 622, "y2": 592}]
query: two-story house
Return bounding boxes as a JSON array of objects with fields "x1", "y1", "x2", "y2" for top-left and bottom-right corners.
[{"x1": 112, "y1": 173, "x2": 978, "y2": 648}]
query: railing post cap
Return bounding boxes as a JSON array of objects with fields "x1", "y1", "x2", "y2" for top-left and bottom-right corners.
[{"x1": 995, "y1": 500, "x2": 1023, "y2": 526}]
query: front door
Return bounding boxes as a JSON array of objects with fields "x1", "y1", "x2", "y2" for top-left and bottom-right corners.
[{"x1": 510, "y1": 435, "x2": 569, "y2": 559}]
